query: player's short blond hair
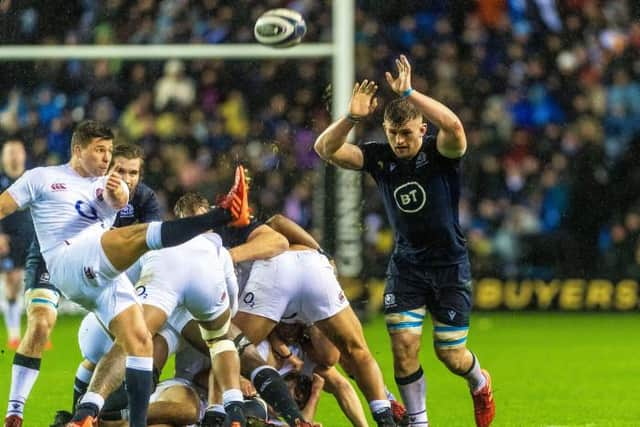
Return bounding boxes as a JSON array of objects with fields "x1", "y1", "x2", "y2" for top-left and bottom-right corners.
[
  {"x1": 384, "y1": 98, "x2": 422, "y2": 126},
  {"x1": 174, "y1": 192, "x2": 210, "y2": 218}
]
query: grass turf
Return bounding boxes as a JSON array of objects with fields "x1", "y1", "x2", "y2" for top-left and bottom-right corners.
[{"x1": 1, "y1": 312, "x2": 639, "y2": 426}]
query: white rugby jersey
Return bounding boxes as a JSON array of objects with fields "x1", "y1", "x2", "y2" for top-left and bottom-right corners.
[
  {"x1": 7, "y1": 164, "x2": 125, "y2": 253},
  {"x1": 256, "y1": 341, "x2": 317, "y2": 378}
]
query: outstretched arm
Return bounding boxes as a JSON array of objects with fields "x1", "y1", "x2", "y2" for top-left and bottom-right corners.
[
  {"x1": 300, "y1": 374, "x2": 325, "y2": 424},
  {"x1": 228, "y1": 224, "x2": 289, "y2": 264},
  {"x1": 386, "y1": 55, "x2": 467, "y2": 158},
  {"x1": 314, "y1": 80, "x2": 379, "y2": 170},
  {"x1": 0, "y1": 192, "x2": 19, "y2": 222},
  {"x1": 266, "y1": 214, "x2": 320, "y2": 249}
]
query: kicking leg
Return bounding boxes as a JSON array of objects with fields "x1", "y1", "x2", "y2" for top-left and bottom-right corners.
[{"x1": 100, "y1": 165, "x2": 250, "y2": 272}]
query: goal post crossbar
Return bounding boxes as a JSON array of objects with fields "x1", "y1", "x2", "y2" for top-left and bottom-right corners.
[{"x1": 0, "y1": 43, "x2": 334, "y2": 60}]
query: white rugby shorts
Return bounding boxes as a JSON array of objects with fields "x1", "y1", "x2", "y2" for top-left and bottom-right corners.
[
  {"x1": 46, "y1": 224, "x2": 139, "y2": 327},
  {"x1": 238, "y1": 250, "x2": 349, "y2": 324}
]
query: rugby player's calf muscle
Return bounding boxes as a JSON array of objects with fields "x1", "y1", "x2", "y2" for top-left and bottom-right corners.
[
  {"x1": 390, "y1": 332, "x2": 421, "y2": 377},
  {"x1": 88, "y1": 345, "x2": 127, "y2": 397},
  {"x1": 435, "y1": 346, "x2": 473, "y2": 374},
  {"x1": 110, "y1": 305, "x2": 153, "y2": 356}
]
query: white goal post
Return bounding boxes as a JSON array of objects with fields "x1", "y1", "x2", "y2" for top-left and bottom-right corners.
[{"x1": 0, "y1": 0, "x2": 363, "y2": 278}]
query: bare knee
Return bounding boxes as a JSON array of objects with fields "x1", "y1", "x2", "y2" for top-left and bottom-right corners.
[
  {"x1": 434, "y1": 346, "x2": 469, "y2": 374},
  {"x1": 26, "y1": 307, "x2": 56, "y2": 343},
  {"x1": 121, "y1": 327, "x2": 153, "y2": 356},
  {"x1": 391, "y1": 334, "x2": 421, "y2": 376}
]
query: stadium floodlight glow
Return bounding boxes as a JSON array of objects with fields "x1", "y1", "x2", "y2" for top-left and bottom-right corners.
[{"x1": 0, "y1": 0, "x2": 361, "y2": 279}]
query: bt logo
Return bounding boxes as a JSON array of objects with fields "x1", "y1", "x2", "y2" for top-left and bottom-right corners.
[{"x1": 393, "y1": 181, "x2": 426, "y2": 213}]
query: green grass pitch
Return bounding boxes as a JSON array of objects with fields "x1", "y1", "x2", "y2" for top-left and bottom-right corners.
[{"x1": 1, "y1": 312, "x2": 639, "y2": 426}]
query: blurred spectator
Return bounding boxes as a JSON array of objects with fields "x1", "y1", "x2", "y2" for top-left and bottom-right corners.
[{"x1": 154, "y1": 59, "x2": 195, "y2": 111}]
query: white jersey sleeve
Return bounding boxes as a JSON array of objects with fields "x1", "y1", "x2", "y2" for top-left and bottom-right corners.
[
  {"x1": 7, "y1": 167, "x2": 45, "y2": 208},
  {"x1": 7, "y1": 164, "x2": 121, "y2": 253}
]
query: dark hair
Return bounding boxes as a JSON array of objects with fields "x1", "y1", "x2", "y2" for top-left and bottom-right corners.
[
  {"x1": 113, "y1": 143, "x2": 144, "y2": 169},
  {"x1": 283, "y1": 372, "x2": 312, "y2": 410},
  {"x1": 174, "y1": 192, "x2": 210, "y2": 218},
  {"x1": 113, "y1": 143, "x2": 143, "y2": 160},
  {"x1": 71, "y1": 120, "x2": 114, "y2": 149},
  {"x1": 383, "y1": 98, "x2": 422, "y2": 125}
]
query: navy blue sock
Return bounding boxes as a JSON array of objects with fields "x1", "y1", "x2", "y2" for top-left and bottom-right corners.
[
  {"x1": 160, "y1": 208, "x2": 231, "y2": 247},
  {"x1": 71, "y1": 402, "x2": 99, "y2": 422},
  {"x1": 253, "y1": 367, "x2": 304, "y2": 426},
  {"x1": 125, "y1": 367, "x2": 153, "y2": 427},
  {"x1": 72, "y1": 377, "x2": 89, "y2": 412}
]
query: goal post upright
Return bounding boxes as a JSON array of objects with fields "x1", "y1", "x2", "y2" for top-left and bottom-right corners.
[{"x1": 329, "y1": 0, "x2": 362, "y2": 278}]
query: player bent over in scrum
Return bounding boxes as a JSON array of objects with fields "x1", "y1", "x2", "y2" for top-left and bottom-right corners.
[
  {"x1": 65, "y1": 308, "x2": 311, "y2": 427},
  {"x1": 0, "y1": 120, "x2": 251, "y2": 427},
  {"x1": 176, "y1": 195, "x2": 398, "y2": 427},
  {"x1": 133, "y1": 230, "x2": 246, "y2": 426},
  {"x1": 173, "y1": 195, "x2": 322, "y2": 427},
  {"x1": 259, "y1": 323, "x2": 368, "y2": 427}
]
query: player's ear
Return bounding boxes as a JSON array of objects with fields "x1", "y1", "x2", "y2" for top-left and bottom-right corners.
[{"x1": 420, "y1": 122, "x2": 427, "y2": 136}]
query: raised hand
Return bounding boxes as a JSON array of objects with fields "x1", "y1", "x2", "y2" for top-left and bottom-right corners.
[
  {"x1": 385, "y1": 54, "x2": 412, "y2": 95},
  {"x1": 348, "y1": 79, "x2": 379, "y2": 118},
  {"x1": 105, "y1": 170, "x2": 123, "y2": 193}
]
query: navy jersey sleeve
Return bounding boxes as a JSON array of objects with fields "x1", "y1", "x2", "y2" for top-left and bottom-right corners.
[
  {"x1": 359, "y1": 140, "x2": 387, "y2": 174},
  {"x1": 216, "y1": 218, "x2": 263, "y2": 248},
  {"x1": 138, "y1": 184, "x2": 162, "y2": 222},
  {"x1": 424, "y1": 135, "x2": 461, "y2": 171}
]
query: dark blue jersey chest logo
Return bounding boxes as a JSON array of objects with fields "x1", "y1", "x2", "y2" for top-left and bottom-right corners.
[
  {"x1": 393, "y1": 181, "x2": 426, "y2": 213},
  {"x1": 119, "y1": 203, "x2": 134, "y2": 218}
]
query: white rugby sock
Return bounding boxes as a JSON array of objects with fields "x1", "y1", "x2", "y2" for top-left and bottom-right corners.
[
  {"x1": 7, "y1": 355, "x2": 41, "y2": 418},
  {"x1": 79, "y1": 391, "x2": 105, "y2": 411},
  {"x1": 223, "y1": 389, "x2": 244, "y2": 406},
  {"x1": 396, "y1": 366, "x2": 428, "y2": 426},
  {"x1": 463, "y1": 353, "x2": 486, "y2": 393},
  {"x1": 368, "y1": 399, "x2": 391, "y2": 414}
]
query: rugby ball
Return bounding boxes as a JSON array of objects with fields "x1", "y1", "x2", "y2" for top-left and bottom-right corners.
[{"x1": 254, "y1": 8, "x2": 307, "y2": 48}]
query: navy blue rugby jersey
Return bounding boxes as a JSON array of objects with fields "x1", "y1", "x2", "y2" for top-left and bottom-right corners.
[
  {"x1": 113, "y1": 182, "x2": 162, "y2": 227},
  {"x1": 216, "y1": 217, "x2": 262, "y2": 248},
  {"x1": 0, "y1": 172, "x2": 34, "y2": 238},
  {"x1": 360, "y1": 135, "x2": 468, "y2": 266}
]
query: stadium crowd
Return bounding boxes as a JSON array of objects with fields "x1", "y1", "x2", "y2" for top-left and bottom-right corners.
[{"x1": 0, "y1": 0, "x2": 639, "y2": 280}]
